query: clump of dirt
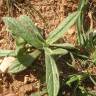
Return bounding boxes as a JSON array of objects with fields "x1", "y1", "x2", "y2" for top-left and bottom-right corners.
[{"x1": 0, "y1": 69, "x2": 41, "y2": 96}]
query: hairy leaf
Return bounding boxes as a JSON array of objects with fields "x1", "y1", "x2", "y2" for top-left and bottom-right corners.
[
  {"x1": 3, "y1": 17, "x2": 44, "y2": 49},
  {"x1": 52, "y1": 48, "x2": 68, "y2": 55},
  {"x1": 46, "y1": 11, "x2": 80, "y2": 44},
  {"x1": 51, "y1": 43, "x2": 75, "y2": 49},
  {"x1": 0, "y1": 50, "x2": 16, "y2": 57},
  {"x1": 8, "y1": 50, "x2": 41, "y2": 74},
  {"x1": 45, "y1": 50, "x2": 59, "y2": 96},
  {"x1": 44, "y1": 48, "x2": 68, "y2": 55},
  {"x1": 18, "y1": 15, "x2": 44, "y2": 42}
]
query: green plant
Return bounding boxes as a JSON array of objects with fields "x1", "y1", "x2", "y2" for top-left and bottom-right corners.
[
  {"x1": 62, "y1": 1, "x2": 96, "y2": 95},
  {"x1": 0, "y1": 10, "x2": 80, "y2": 96},
  {"x1": 76, "y1": 0, "x2": 88, "y2": 46},
  {"x1": 65, "y1": 73, "x2": 96, "y2": 96},
  {"x1": 1, "y1": 0, "x2": 96, "y2": 96},
  {"x1": 76, "y1": 0, "x2": 96, "y2": 50},
  {"x1": 76, "y1": 0, "x2": 96, "y2": 71}
]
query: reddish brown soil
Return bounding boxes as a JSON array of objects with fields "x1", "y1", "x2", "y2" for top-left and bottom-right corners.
[{"x1": 1, "y1": 0, "x2": 95, "y2": 96}]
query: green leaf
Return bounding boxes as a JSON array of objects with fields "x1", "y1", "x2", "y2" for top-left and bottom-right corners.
[
  {"x1": 18, "y1": 15, "x2": 44, "y2": 41},
  {"x1": 91, "y1": 49, "x2": 96, "y2": 64},
  {"x1": 14, "y1": 36, "x2": 26, "y2": 55},
  {"x1": 3, "y1": 17, "x2": 45, "y2": 49},
  {"x1": 44, "y1": 48, "x2": 68, "y2": 55},
  {"x1": 15, "y1": 36, "x2": 25, "y2": 46},
  {"x1": 66, "y1": 75, "x2": 83, "y2": 86},
  {"x1": 0, "y1": 50, "x2": 16, "y2": 57},
  {"x1": 76, "y1": 0, "x2": 88, "y2": 46},
  {"x1": 78, "y1": 0, "x2": 88, "y2": 11},
  {"x1": 8, "y1": 50, "x2": 41, "y2": 74},
  {"x1": 45, "y1": 49, "x2": 59, "y2": 96},
  {"x1": 46, "y1": 11, "x2": 80, "y2": 44},
  {"x1": 76, "y1": 12, "x2": 86, "y2": 46},
  {"x1": 52, "y1": 48, "x2": 68, "y2": 55},
  {"x1": 73, "y1": 52, "x2": 88, "y2": 59},
  {"x1": 51, "y1": 43, "x2": 75, "y2": 49}
]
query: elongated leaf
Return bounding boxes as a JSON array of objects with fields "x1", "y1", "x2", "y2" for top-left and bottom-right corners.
[
  {"x1": 52, "y1": 48, "x2": 68, "y2": 55},
  {"x1": 0, "y1": 50, "x2": 16, "y2": 57},
  {"x1": 51, "y1": 43, "x2": 75, "y2": 49},
  {"x1": 77, "y1": 0, "x2": 88, "y2": 46},
  {"x1": 18, "y1": 15, "x2": 44, "y2": 42},
  {"x1": 15, "y1": 36, "x2": 25, "y2": 46},
  {"x1": 3, "y1": 17, "x2": 44, "y2": 49},
  {"x1": 8, "y1": 50, "x2": 41, "y2": 74},
  {"x1": 73, "y1": 52, "x2": 88, "y2": 59},
  {"x1": 45, "y1": 49, "x2": 59, "y2": 96},
  {"x1": 44, "y1": 48, "x2": 68, "y2": 55},
  {"x1": 77, "y1": 12, "x2": 86, "y2": 46},
  {"x1": 78, "y1": 0, "x2": 88, "y2": 11},
  {"x1": 89, "y1": 76, "x2": 96, "y2": 85},
  {"x1": 66, "y1": 75, "x2": 83, "y2": 86},
  {"x1": 46, "y1": 11, "x2": 80, "y2": 44}
]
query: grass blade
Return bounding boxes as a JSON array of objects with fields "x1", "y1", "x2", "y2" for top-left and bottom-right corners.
[{"x1": 51, "y1": 43, "x2": 75, "y2": 49}]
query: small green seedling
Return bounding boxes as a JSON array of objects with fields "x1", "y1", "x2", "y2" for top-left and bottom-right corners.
[{"x1": 1, "y1": 11, "x2": 80, "y2": 96}]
